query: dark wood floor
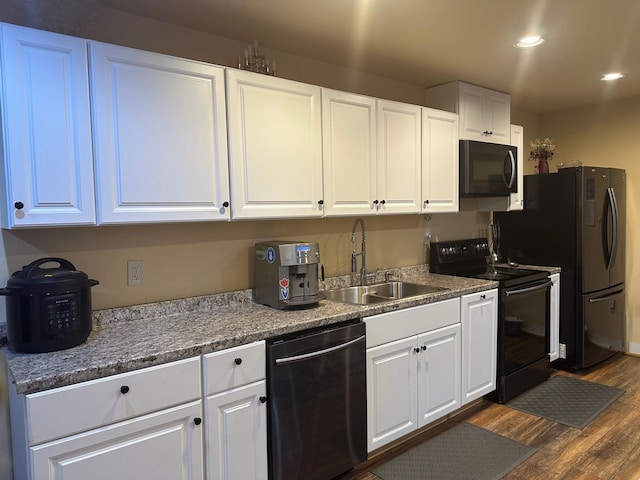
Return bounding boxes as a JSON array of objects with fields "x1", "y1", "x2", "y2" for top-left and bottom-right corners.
[{"x1": 340, "y1": 353, "x2": 640, "y2": 480}]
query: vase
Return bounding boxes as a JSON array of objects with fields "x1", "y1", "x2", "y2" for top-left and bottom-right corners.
[{"x1": 537, "y1": 158, "x2": 550, "y2": 174}]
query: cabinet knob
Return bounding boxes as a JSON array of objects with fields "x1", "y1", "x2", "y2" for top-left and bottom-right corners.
[
  {"x1": 317, "y1": 199, "x2": 324, "y2": 205},
  {"x1": 234, "y1": 357, "x2": 242, "y2": 365},
  {"x1": 373, "y1": 200, "x2": 379, "y2": 205},
  {"x1": 423, "y1": 200, "x2": 429, "y2": 205},
  {"x1": 259, "y1": 396, "x2": 267, "y2": 404},
  {"x1": 120, "y1": 385, "x2": 130, "y2": 394},
  {"x1": 222, "y1": 201, "x2": 229, "y2": 208},
  {"x1": 481, "y1": 294, "x2": 486, "y2": 299},
  {"x1": 414, "y1": 347, "x2": 420, "y2": 354},
  {"x1": 380, "y1": 200, "x2": 386, "y2": 205},
  {"x1": 193, "y1": 417, "x2": 202, "y2": 426},
  {"x1": 421, "y1": 345, "x2": 427, "y2": 351},
  {"x1": 14, "y1": 201, "x2": 24, "y2": 210}
]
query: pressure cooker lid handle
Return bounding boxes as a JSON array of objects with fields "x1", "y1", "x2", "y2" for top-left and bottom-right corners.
[{"x1": 23, "y1": 257, "x2": 77, "y2": 278}]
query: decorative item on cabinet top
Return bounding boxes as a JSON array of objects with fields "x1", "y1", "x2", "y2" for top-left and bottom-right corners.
[
  {"x1": 237, "y1": 39, "x2": 277, "y2": 76},
  {"x1": 529, "y1": 137, "x2": 555, "y2": 175}
]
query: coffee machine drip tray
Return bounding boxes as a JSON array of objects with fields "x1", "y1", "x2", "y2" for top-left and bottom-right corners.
[{"x1": 282, "y1": 293, "x2": 326, "y2": 308}]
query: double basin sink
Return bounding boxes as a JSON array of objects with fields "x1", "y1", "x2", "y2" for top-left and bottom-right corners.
[{"x1": 324, "y1": 281, "x2": 447, "y2": 305}]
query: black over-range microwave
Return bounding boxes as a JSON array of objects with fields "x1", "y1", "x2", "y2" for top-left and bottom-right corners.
[{"x1": 459, "y1": 139, "x2": 517, "y2": 197}]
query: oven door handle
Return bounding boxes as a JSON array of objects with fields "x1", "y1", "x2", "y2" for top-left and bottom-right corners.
[
  {"x1": 275, "y1": 335, "x2": 366, "y2": 364},
  {"x1": 505, "y1": 280, "x2": 552, "y2": 297}
]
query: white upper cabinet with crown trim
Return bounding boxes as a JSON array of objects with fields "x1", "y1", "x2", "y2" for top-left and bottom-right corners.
[
  {"x1": 322, "y1": 90, "x2": 421, "y2": 216},
  {"x1": 0, "y1": 23, "x2": 96, "y2": 228},
  {"x1": 425, "y1": 81, "x2": 510, "y2": 145},
  {"x1": 90, "y1": 41, "x2": 230, "y2": 224},
  {"x1": 226, "y1": 69, "x2": 324, "y2": 219}
]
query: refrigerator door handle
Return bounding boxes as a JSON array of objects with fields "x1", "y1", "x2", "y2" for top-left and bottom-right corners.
[
  {"x1": 588, "y1": 288, "x2": 624, "y2": 303},
  {"x1": 603, "y1": 187, "x2": 619, "y2": 270},
  {"x1": 503, "y1": 150, "x2": 516, "y2": 189}
]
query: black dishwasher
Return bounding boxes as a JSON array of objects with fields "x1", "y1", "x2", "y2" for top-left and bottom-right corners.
[{"x1": 266, "y1": 319, "x2": 367, "y2": 480}]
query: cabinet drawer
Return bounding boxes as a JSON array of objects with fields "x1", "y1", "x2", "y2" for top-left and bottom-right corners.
[
  {"x1": 365, "y1": 298, "x2": 460, "y2": 348},
  {"x1": 203, "y1": 341, "x2": 265, "y2": 396},
  {"x1": 26, "y1": 357, "x2": 201, "y2": 445}
]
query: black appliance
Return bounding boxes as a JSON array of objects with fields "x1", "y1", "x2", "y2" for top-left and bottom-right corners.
[
  {"x1": 459, "y1": 139, "x2": 518, "y2": 197},
  {"x1": 495, "y1": 166, "x2": 625, "y2": 370},
  {"x1": 266, "y1": 320, "x2": 367, "y2": 480},
  {"x1": 431, "y1": 238, "x2": 552, "y2": 403},
  {"x1": 0, "y1": 258, "x2": 99, "y2": 353}
]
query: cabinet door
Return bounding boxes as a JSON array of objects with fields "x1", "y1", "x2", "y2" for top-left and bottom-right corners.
[
  {"x1": 458, "y1": 83, "x2": 510, "y2": 144},
  {"x1": 508, "y1": 124, "x2": 524, "y2": 211},
  {"x1": 549, "y1": 273, "x2": 560, "y2": 361},
  {"x1": 90, "y1": 42, "x2": 230, "y2": 224},
  {"x1": 205, "y1": 381, "x2": 267, "y2": 480},
  {"x1": 461, "y1": 289, "x2": 498, "y2": 404},
  {"x1": 377, "y1": 99, "x2": 421, "y2": 214},
  {"x1": 366, "y1": 336, "x2": 418, "y2": 452},
  {"x1": 30, "y1": 401, "x2": 204, "y2": 480},
  {"x1": 322, "y1": 89, "x2": 376, "y2": 216},
  {"x1": 226, "y1": 69, "x2": 323, "y2": 219},
  {"x1": 0, "y1": 24, "x2": 95, "y2": 227},
  {"x1": 417, "y1": 324, "x2": 461, "y2": 426},
  {"x1": 421, "y1": 108, "x2": 459, "y2": 213},
  {"x1": 485, "y1": 90, "x2": 511, "y2": 144}
]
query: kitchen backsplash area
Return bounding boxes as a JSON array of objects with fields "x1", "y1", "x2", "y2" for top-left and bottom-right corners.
[{"x1": 0, "y1": 211, "x2": 490, "y2": 325}]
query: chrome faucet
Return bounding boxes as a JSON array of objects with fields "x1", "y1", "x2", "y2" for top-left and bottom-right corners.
[{"x1": 351, "y1": 218, "x2": 368, "y2": 285}]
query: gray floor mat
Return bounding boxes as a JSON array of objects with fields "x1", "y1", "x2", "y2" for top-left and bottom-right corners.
[
  {"x1": 372, "y1": 422, "x2": 536, "y2": 480},
  {"x1": 508, "y1": 374, "x2": 624, "y2": 429}
]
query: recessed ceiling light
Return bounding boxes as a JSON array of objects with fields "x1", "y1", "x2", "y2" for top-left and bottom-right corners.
[
  {"x1": 600, "y1": 73, "x2": 625, "y2": 81},
  {"x1": 515, "y1": 36, "x2": 545, "y2": 48}
]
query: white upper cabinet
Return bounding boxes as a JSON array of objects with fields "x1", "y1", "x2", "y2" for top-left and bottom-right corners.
[
  {"x1": 226, "y1": 69, "x2": 323, "y2": 219},
  {"x1": 322, "y1": 89, "x2": 377, "y2": 216},
  {"x1": 425, "y1": 81, "x2": 510, "y2": 145},
  {"x1": 322, "y1": 91, "x2": 420, "y2": 216},
  {"x1": 421, "y1": 108, "x2": 459, "y2": 213},
  {"x1": 376, "y1": 99, "x2": 422, "y2": 214},
  {"x1": 0, "y1": 23, "x2": 96, "y2": 228},
  {"x1": 90, "y1": 42, "x2": 230, "y2": 224}
]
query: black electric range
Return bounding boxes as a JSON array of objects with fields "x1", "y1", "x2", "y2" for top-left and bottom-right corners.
[{"x1": 430, "y1": 238, "x2": 552, "y2": 403}]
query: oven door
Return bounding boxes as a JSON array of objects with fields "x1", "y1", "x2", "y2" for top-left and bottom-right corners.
[{"x1": 501, "y1": 277, "x2": 552, "y2": 376}]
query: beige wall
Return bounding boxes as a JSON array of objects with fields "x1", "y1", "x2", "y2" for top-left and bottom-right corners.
[{"x1": 539, "y1": 97, "x2": 640, "y2": 353}]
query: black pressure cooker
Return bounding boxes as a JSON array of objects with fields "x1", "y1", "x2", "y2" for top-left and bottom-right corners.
[{"x1": 0, "y1": 258, "x2": 99, "y2": 353}]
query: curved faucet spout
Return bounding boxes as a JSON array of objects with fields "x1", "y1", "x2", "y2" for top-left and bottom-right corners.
[{"x1": 351, "y1": 218, "x2": 367, "y2": 285}]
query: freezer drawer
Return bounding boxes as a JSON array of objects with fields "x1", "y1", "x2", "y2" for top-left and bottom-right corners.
[{"x1": 581, "y1": 286, "x2": 625, "y2": 368}]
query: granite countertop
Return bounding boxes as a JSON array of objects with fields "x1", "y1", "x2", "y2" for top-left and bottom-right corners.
[{"x1": 2, "y1": 267, "x2": 498, "y2": 395}]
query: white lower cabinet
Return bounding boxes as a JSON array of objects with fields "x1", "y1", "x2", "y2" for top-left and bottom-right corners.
[
  {"x1": 461, "y1": 289, "x2": 498, "y2": 404},
  {"x1": 9, "y1": 357, "x2": 204, "y2": 480},
  {"x1": 30, "y1": 401, "x2": 203, "y2": 480},
  {"x1": 203, "y1": 341, "x2": 268, "y2": 480},
  {"x1": 365, "y1": 298, "x2": 461, "y2": 452}
]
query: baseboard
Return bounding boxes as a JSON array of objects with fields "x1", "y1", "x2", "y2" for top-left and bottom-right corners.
[{"x1": 628, "y1": 342, "x2": 640, "y2": 356}]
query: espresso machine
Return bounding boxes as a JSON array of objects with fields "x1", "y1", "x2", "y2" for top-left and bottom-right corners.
[{"x1": 254, "y1": 241, "x2": 325, "y2": 309}]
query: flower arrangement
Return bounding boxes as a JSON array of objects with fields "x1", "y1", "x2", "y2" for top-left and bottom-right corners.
[{"x1": 529, "y1": 138, "x2": 555, "y2": 161}]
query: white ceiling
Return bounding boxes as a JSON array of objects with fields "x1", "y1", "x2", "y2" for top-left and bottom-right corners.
[{"x1": 40, "y1": 0, "x2": 640, "y2": 113}]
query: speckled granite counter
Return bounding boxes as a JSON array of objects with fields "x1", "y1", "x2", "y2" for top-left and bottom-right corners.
[{"x1": 2, "y1": 268, "x2": 497, "y2": 395}]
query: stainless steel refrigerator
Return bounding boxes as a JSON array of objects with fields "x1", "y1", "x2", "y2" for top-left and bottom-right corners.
[{"x1": 495, "y1": 166, "x2": 625, "y2": 371}]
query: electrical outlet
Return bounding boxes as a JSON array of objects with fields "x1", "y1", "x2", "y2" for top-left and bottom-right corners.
[
  {"x1": 127, "y1": 260, "x2": 144, "y2": 286},
  {"x1": 559, "y1": 343, "x2": 567, "y2": 359}
]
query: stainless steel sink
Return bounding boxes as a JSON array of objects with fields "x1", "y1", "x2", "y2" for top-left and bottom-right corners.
[{"x1": 324, "y1": 281, "x2": 447, "y2": 305}]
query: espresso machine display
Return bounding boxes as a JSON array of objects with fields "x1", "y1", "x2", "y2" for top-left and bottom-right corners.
[{"x1": 254, "y1": 241, "x2": 326, "y2": 309}]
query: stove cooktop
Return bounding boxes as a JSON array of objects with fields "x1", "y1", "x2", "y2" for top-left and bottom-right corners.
[{"x1": 429, "y1": 238, "x2": 548, "y2": 286}]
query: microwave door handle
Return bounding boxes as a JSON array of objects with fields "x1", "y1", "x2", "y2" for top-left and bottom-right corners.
[{"x1": 503, "y1": 150, "x2": 516, "y2": 189}]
